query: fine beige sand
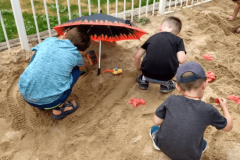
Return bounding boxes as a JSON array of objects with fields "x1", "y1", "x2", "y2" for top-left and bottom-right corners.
[{"x1": 1, "y1": 0, "x2": 240, "y2": 159}]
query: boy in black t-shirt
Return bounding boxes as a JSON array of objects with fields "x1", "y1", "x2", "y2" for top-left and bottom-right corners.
[
  {"x1": 134, "y1": 16, "x2": 186, "y2": 92},
  {"x1": 150, "y1": 62, "x2": 233, "y2": 160}
]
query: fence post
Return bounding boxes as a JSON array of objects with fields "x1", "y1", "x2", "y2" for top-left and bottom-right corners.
[
  {"x1": 159, "y1": 0, "x2": 166, "y2": 15},
  {"x1": 0, "y1": 11, "x2": 11, "y2": 52},
  {"x1": 10, "y1": 0, "x2": 30, "y2": 51}
]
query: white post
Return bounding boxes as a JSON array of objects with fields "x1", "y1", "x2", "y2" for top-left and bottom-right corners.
[
  {"x1": 168, "y1": 0, "x2": 171, "y2": 12},
  {"x1": 88, "y1": 0, "x2": 91, "y2": 15},
  {"x1": 159, "y1": 0, "x2": 166, "y2": 15},
  {"x1": 0, "y1": 11, "x2": 11, "y2": 52},
  {"x1": 191, "y1": 0, "x2": 193, "y2": 6},
  {"x1": 181, "y1": 0, "x2": 183, "y2": 7},
  {"x1": 78, "y1": 0, "x2": 82, "y2": 17},
  {"x1": 152, "y1": 0, "x2": 155, "y2": 15},
  {"x1": 124, "y1": 0, "x2": 126, "y2": 20},
  {"x1": 174, "y1": 0, "x2": 177, "y2": 10},
  {"x1": 30, "y1": 0, "x2": 41, "y2": 43},
  {"x1": 107, "y1": 0, "x2": 109, "y2": 15},
  {"x1": 98, "y1": 41, "x2": 101, "y2": 75},
  {"x1": 98, "y1": 0, "x2": 100, "y2": 13},
  {"x1": 55, "y1": 0, "x2": 61, "y2": 24},
  {"x1": 67, "y1": 0, "x2": 71, "y2": 20},
  {"x1": 131, "y1": 0, "x2": 134, "y2": 22},
  {"x1": 186, "y1": 0, "x2": 188, "y2": 7},
  {"x1": 145, "y1": 0, "x2": 149, "y2": 17},
  {"x1": 138, "y1": 0, "x2": 141, "y2": 20},
  {"x1": 43, "y1": 0, "x2": 52, "y2": 37},
  {"x1": 10, "y1": 0, "x2": 30, "y2": 51},
  {"x1": 116, "y1": 0, "x2": 118, "y2": 17}
]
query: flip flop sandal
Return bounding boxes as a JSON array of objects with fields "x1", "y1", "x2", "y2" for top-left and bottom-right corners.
[{"x1": 52, "y1": 101, "x2": 79, "y2": 120}]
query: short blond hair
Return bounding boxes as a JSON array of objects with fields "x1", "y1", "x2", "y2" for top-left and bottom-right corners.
[
  {"x1": 177, "y1": 72, "x2": 207, "y2": 91},
  {"x1": 161, "y1": 16, "x2": 182, "y2": 34}
]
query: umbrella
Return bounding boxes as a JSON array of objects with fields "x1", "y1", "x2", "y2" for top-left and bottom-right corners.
[{"x1": 53, "y1": 11, "x2": 147, "y2": 75}]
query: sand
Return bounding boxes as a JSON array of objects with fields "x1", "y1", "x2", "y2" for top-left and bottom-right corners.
[{"x1": 1, "y1": 0, "x2": 240, "y2": 159}]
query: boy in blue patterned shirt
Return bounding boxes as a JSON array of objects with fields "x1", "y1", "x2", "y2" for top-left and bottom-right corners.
[{"x1": 18, "y1": 26, "x2": 91, "y2": 119}]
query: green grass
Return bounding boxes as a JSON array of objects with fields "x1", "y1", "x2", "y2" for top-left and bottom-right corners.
[{"x1": 0, "y1": 0, "x2": 158, "y2": 42}]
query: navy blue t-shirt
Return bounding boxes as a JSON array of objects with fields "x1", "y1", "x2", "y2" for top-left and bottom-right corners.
[
  {"x1": 155, "y1": 95, "x2": 227, "y2": 160},
  {"x1": 141, "y1": 32, "x2": 186, "y2": 81}
]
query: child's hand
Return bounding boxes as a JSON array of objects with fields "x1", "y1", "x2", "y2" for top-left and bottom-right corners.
[
  {"x1": 215, "y1": 98, "x2": 227, "y2": 109},
  {"x1": 226, "y1": 15, "x2": 235, "y2": 21},
  {"x1": 237, "y1": 28, "x2": 240, "y2": 33}
]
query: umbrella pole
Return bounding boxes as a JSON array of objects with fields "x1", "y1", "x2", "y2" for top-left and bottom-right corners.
[{"x1": 98, "y1": 40, "x2": 101, "y2": 75}]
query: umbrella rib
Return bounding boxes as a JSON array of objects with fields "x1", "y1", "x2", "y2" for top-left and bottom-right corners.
[
  {"x1": 87, "y1": 25, "x2": 94, "y2": 33},
  {"x1": 125, "y1": 27, "x2": 140, "y2": 39},
  {"x1": 108, "y1": 26, "x2": 114, "y2": 39}
]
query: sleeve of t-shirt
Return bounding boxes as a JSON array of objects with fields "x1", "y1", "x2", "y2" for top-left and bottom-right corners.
[
  {"x1": 141, "y1": 37, "x2": 151, "y2": 50},
  {"x1": 210, "y1": 107, "x2": 227, "y2": 130},
  {"x1": 177, "y1": 39, "x2": 186, "y2": 54},
  {"x1": 76, "y1": 54, "x2": 84, "y2": 67},
  {"x1": 155, "y1": 95, "x2": 172, "y2": 119}
]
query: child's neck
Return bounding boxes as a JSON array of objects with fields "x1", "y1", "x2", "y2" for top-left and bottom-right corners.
[{"x1": 181, "y1": 89, "x2": 203, "y2": 100}]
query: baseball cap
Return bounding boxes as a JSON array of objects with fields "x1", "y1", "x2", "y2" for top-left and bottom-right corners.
[{"x1": 176, "y1": 62, "x2": 206, "y2": 83}]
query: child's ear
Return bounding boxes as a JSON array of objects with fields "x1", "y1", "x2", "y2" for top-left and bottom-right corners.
[
  {"x1": 202, "y1": 80, "x2": 208, "y2": 90},
  {"x1": 176, "y1": 83, "x2": 183, "y2": 93},
  {"x1": 159, "y1": 25, "x2": 162, "y2": 32}
]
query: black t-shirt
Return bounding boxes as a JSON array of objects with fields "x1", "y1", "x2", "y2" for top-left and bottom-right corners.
[
  {"x1": 155, "y1": 95, "x2": 227, "y2": 160},
  {"x1": 141, "y1": 32, "x2": 186, "y2": 81}
]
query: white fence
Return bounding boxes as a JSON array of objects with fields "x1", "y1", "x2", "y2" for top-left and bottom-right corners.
[{"x1": 0, "y1": 0, "x2": 212, "y2": 52}]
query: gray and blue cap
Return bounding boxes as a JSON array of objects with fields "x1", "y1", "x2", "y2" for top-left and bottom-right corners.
[{"x1": 176, "y1": 62, "x2": 206, "y2": 83}]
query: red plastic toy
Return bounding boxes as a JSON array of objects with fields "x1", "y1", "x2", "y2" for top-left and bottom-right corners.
[
  {"x1": 127, "y1": 97, "x2": 146, "y2": 108},
  {"x1": 206, "y1": 71, "x2": 216, "y2": 82},
  {"x1": 202, "y1": 55, "x2": 213, "y2": 61},
  {"x1": 228, "y1": 94, "x2": 240, "y2": 105},
  {"x1": 214, "y1": 98, "x2": 220, "y2": 104}
]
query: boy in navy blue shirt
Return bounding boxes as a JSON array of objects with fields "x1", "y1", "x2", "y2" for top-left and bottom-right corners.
[
  {"x1": 150, "y1": 62, "x2": 232, "y2": 159},
  {"x1": 134, "y1": 16, "x2": 186, "y2": 92}
]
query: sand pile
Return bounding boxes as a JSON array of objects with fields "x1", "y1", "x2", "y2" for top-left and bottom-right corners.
[{"x1": 1, "y1": 0, "x2": 240, "y2": 159}]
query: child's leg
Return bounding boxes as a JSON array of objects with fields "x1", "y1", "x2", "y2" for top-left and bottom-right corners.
[
  {"x1": 25, "y1": 66, "x2": 82, "y2": 119},
  {"x1": 149, "y1": 126, "x2": 161, "y2": 150},
  {"x1": 143, "y1": 76, "x2": 176, "y2": 93}
]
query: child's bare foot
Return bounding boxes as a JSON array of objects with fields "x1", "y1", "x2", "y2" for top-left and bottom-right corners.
[
  {"x1": 226, "y1": 15, "x2": 235, "y2": 20},
  {"x1": 52, "y1": 101, "x2": 79, "y2": 119}
]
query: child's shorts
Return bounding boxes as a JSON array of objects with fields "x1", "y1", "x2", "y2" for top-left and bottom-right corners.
[{"x1": 26, "y1": 66, "x2": 82, "y2": 110}]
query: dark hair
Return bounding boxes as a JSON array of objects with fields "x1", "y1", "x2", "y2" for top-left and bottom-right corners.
[
  {"x1": 177, "y1": 72, "x2": 207, "y2": 91},
  {"x1": 161, "y1": 16, "x2": 182, "y2": 34},
  {"x1": 65, "y1": 26, "x2": 91, "y2": 51}
]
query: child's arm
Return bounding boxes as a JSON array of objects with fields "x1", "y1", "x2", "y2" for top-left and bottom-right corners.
[
  {"x1": 134, "y1": 48, "x2": 146, "y2": 69},
  {"x1": 215, "y1": 98, "x2": 233, "y2": 132},
  {"x1": 177, "y1": 51, "x2": 186, "y2": 64},
  {"x1": 154, "y1": 114, "x2": 164, "y2": 126},
  {"x1": 226, "y1": 4, "x2": 240, "y2": 20},
  {"x1": 79, "y1": 64, "x2": 85, "y2": 71}
]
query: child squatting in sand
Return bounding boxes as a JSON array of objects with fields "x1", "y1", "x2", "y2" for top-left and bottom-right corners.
[
  {"x1": 150, "y1": 62, "x2": 233, "y2": 160},
  {"x1": 134, "y1": 16, "x2": 186, "y2": 93},
  {"x1": 18, "y1": 26, "x2": 91, "y2": 120}
]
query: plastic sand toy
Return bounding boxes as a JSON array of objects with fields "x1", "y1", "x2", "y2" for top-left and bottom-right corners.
[
  {"x1": 102, "y1": 67, "x2": 123, "y2": 76},
  {"x1": 214, "y1": 98, "x2": 220, "y2": 104},
  {"x1": 202, "y1": 55, "x2": 213, "y2": 61},
  {"x1": 228, "y1": 95, "x2": 240, "y2": 105},
  {"x1": 206, "y1": 71, "x2": 216, "y2": 82},
  {"x1": 127, "y1": 97, "x2": 146, "y2": 108}
]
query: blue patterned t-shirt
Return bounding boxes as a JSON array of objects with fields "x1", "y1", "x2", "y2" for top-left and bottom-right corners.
[{"x1": 18, "y1": 37, "x2": 84, "y2": 105}]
